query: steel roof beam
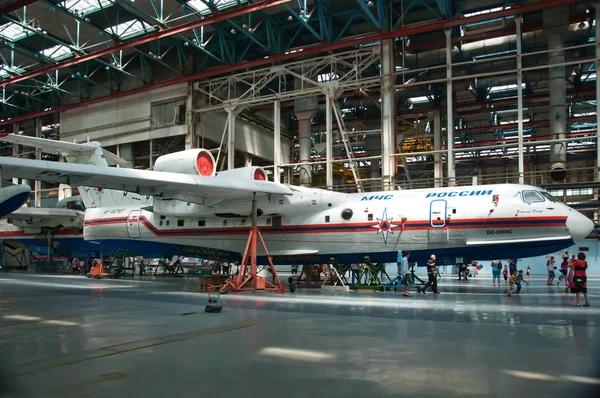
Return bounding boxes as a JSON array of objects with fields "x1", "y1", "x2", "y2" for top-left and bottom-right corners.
[
  {"x1": 0, "y1": 0, "x2": 292, "y2": 88},
  {"x1": 0, "y1": 0, "x2": 584, "y2": 126},
  {"x1": 0, "y1": 0, "x2": 39, "y2": 15}
]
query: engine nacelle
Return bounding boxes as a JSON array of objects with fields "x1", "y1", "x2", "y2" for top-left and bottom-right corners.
[
  {"x1": 216, "y1": 166, "x2": 267, "y2": 181},
  {"x1": 154, "y1": 149, "x2": 215, "y2": 177}
]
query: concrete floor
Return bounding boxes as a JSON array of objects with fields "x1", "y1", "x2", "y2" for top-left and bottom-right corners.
[{"x1": 0, "y1": 273, "x2": 599, "y2": 398}]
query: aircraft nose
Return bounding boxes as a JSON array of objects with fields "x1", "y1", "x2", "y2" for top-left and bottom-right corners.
[{"x1": 566, "y1": 211, "x2": 594, "y2": 242}]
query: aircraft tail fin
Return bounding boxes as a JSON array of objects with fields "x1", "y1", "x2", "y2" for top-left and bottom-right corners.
[{"x1": 0, "y1": 134, "x2": 137, "y2": 209}]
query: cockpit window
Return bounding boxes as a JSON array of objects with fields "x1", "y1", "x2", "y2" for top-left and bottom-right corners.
[
  {"x1": 522, "y1": 190, "x2": 545, "y2": 203},
  {"x1": 540, "y1": 191, "x2": 560, "y2": 203}
]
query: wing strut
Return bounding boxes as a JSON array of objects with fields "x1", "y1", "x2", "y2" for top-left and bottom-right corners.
[{"x1": 219, "y1": 192, "x2": 285, "y2": 293}]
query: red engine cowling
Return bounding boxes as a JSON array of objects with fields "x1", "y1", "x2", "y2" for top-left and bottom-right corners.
[
  {"x1": 154, "y1": 149, "x2": 215, "y2": 176},
  {"x1": 216, "y1": 166, "x2": 267, "y2": 181}
]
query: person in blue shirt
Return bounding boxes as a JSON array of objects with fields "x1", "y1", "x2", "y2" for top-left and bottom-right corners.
[
  {"x1": 508, "y1": 258, "x2": 518, "y2": 276},
  {"x1": 397, "y1": 251, "x2": 412, "y2": 297}
]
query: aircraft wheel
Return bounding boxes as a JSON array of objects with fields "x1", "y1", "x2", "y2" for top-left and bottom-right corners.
[
  {"x1": 289, "y1": 283, "x2": 297, "y2": 293},
  {"x1": 221, "y1": 285, "x2": 232, "y2": 295},
  {"x1": 288, "y1": 277, "x2": 294, "y2": 284}
]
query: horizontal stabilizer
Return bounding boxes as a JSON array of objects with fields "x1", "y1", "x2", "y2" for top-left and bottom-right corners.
[{"x1": 9, "y1": 207, "x2": 85, "y2": 221}]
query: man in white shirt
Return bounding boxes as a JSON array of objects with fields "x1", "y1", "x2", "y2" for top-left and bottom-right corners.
[
  {"x1": 546, "y1": 256, "x2": 556, "y2": 285},
  {"x1": 398, "y1": 251, "x2": 411, "y2": 296}
]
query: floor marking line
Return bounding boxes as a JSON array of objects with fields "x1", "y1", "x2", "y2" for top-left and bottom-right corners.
[{"x1": 11, "y1": 319, "x2": 260, "y2": 376}]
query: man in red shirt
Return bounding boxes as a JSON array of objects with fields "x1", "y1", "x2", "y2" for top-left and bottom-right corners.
[{"x1": 571, "y1": 252, "x2": 590, "y2": 307}]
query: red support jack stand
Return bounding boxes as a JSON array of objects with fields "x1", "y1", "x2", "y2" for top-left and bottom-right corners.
[{"x1": 221, "y1": 193, "x2": 284, "y2": 293}]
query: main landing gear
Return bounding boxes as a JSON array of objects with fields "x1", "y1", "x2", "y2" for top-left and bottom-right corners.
[{"x1": 219, "y1": 193, "x2": 285, "y2": 294}]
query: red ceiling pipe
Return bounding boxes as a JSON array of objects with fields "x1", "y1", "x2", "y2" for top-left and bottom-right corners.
[
  {"x1": 0, "y1": 0, "x2": 583, "y2": 127},
  {"x1": 0, "y1": 0, "x2": 292, "y2": 88},
  {"x1": 0, "y1": 0, "x2": 38, "y2": 15}
]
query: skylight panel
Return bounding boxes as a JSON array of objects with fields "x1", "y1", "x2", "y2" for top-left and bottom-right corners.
[
  {"x1": 105, "y1": 20, "x2": 155, "y2": 39},
  {"x1": 581, "y1": 73, "x2": 596, "y2": 82},
  {"x1": 0, "y1": 64, "x2": 25, "y2": 79},
  {"x1": 61, "y1": 0, "x2": 112, "y2": 15},
  {"x1": 188, "y1": 0, "x2": 248, "y2": 14},
  {"x1": 40, "y1": 45, "x2": 73, "y2": 61},
  {"x1": 408, "y1": 96, "x2": 429, "y2": 104},
  {"x1": 0, "y1": 22, "x2": 33, "y2": 41},
  {"x1": 318, "y1": 73, "x2": 339, "y2": 83}
]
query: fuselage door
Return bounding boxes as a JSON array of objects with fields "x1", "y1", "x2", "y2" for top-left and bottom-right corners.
[
  {"x1": 430, "y1": 200, "x2": 447, "y2": 228},
  {"x1": 127, "y1": 210, "x2": 142, "y2": 238}
]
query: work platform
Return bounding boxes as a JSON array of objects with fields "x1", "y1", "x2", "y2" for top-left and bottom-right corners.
[{"x1": 0, "y1": 273, "x2": 599, "y2": 398}]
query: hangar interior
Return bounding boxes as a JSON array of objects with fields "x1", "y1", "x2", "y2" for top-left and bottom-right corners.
[
  {"x1": 0, "y1": 0, "x2": 597, "y2": 225},
  {"x1": 0, "y1": 2, "x2": 600, "y2": 398}
]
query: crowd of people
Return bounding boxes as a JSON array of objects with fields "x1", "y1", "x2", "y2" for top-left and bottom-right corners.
[{"x1": 395, "y1": 251, "x2": 591, "y2": 306}]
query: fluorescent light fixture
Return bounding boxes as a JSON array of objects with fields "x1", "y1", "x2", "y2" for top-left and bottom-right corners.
[
  {"x1": 489, "y1": 83, "x2": 526, "y2": 94},
  {"x1": 408, "y1": 96, "x2": 429, "y2": 104},
  {"x1": 463, "y1": 6, "x2": 506, "y2": 18},
  {"x1": 105, "y1": 20, "x2": 155, "y2": 39},
  {"x1": 473, "y1": 50, "x2": 516, "y2": 60},
  {"x1": 43, "y1": 319, "x2": 79, "y2": 326},
  {"x1": 0, "y1": 22, "x2": 33, "y2": 41},
  {"x1": 40, "y1": 45, "x2": 73, "y2": 61},
  {"x1": 496, "y1": 108, "x2": 529, "y2": 114},
  {"x1": 61, "y1": 0, "x2": 112, "y2": 15},
  {"x1": 500, "y1": 118, "x2": 529, "y2": 125}
]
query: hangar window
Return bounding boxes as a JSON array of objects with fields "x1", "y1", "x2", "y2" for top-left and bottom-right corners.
[
  {"x1": 522, "y1": 190, "x2": 544, "y2": 203},
  {"x1": 0, "y1": 22, "x2": 33, "y2": 41},
  {"x1": 198, "y1": 220, "x2": 205, "y2": 227},
  {"x1": 151, "y1": 98, "x2": 187, "y2": 127},
  {"x1": 177, "y1": 220, "x2": 184, "y2": 227},
  {"x1": 40, "y1": 45, "x2": 73, "y2": 61}
]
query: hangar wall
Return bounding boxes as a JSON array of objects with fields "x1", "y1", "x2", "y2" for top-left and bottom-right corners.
[{"x1": 59, "y1": 83, "x2": 289, "y2": 163}]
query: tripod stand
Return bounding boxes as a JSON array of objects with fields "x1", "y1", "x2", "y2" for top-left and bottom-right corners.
[{"x1": 409, "y1": 262, "x2": 427, "y2": 292}]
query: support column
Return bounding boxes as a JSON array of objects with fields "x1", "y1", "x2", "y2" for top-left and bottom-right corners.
[
  {"x1": 185, "y1": 83, "x2": 195, "y2": 150},
  {"x1": 445, "y1": 29, "x2": 456, "y2": 186},
  {"x1": 225, "y1": 107, "x2": 239, "y2": 170},
  {"x1": 34, "y1": 119, "x2": 41, "y2": 207},
  {"x1": 273, "y1": 100, "x2": 281, "y2": 183},
  {"x1": 544, "y1": 7, "x2": 568, "y2": 182},
  {"x1": 149, "y1": 139, "x2": 154, "y2": 169},
  {"x1": 596, "y1": 5, "x2": 600, "y2": 188},
  {"x1": 432, "y1": 111, "x2": 443, "y2": 187},
  {"x1": 325, "y1": 93, "x2": 333, "y2": 189},
  {"x1": 516, "y1": 16, "x2": 525, "y2": 184},
  {"x1": 380, "y1": 39, "x2": 396, "y2": 191}
]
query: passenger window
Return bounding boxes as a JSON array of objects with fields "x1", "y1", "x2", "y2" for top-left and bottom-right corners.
[
  {"x1": 522, "y1": 190, "x2": 544, "y2": 203},
  {"x1": 325, "y1": 215, "x2": 330, "y2": 223},
  {"x1": 368, "y1": 214, "x2": 373, "y2": 221},
  {"x1": 198, "y1": 220, "x2": 205, "y2": 227},
  {"x1": 177, "y1": 220, "x2": 184, "y2": 227},
  {"x1": 166, "y1": 220, "x2": 170, "y2": 226},
  {"x1": 159, "y1": 221, "x2": 163, "y2": 226},
  {"x1": 223, "y1": 220, "x2": 228, "y2": 226}
]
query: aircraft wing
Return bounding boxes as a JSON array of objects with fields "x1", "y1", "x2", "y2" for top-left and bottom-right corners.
[
  {"x1": 9, "y1": 207, "x2": 85, "y2": 222},
  {"x1": 0, "y1": 157, "x2": 293, "y2": 204}
]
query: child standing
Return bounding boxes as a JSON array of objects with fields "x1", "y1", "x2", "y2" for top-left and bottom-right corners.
[
  {"x1": 507, "y1": 274, "x2": 518, "y2": 296},
  {"x1": 502, "y1": 265, "x2": 509, "y2": 286},
  {"x1": 526, "y1": 266, "x2": 531, "y2": 283},
  {"x1": 564, "y1": 257, "x2": 575, "y2": 294}
]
